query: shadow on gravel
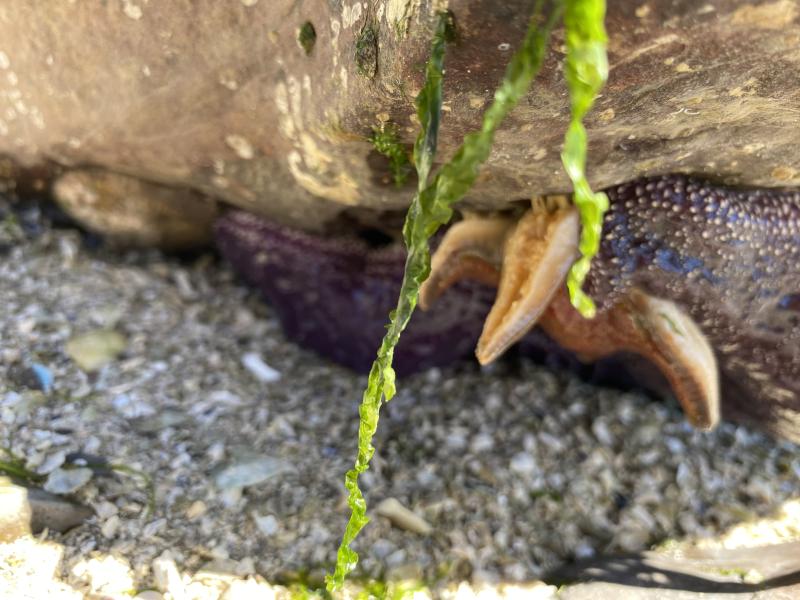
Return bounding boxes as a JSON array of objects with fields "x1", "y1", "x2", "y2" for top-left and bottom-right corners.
[{"x1": 547, "y1": 542, "x2": 800, "y2": 598}]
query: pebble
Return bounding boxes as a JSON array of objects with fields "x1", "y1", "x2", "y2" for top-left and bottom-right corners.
[
  {"x1": 446, "y1": 430, "x2": 468, "y2": 451},
  {"x1": 11, "y1": 363, "x2": 54, "y2": 393},
  {"x1": 470, "y1": 433, "x2": 495, "y2": 453},
  {"x1": 25, "y1": 485, "x2": 93, "y2": 533},
  {"x1": 185, "y1": 500, "x2": 207, "y2": 520},
  {"x1": 591, "y1": 418, "x2": 614, "y2": 446},
  {"x1": 573, "y1": 542, "x2": 596, "y2": 559},
  {"x1": 206, "y1": 440, "x2": 226, "y2": 463},
  {"x1": 37, "y1": 450, "x2": 67, "y2": 475},
  {"x1": 31, "y1": 363, "x2": 54, "y2": 394},
  {"x1": 538, "y1": 432, "x2": 566, "y2": 452},
  {"x1": 142, "y1": 518, "x2": 167, "y2": 538},
  {"x1": 64, "y1": 329, "x2": 127, "y2": 372},
  {"x1": 219, "y1": 487, "x2": 243, "y2": 508},
  {"x1": 213, "y1": 456, "x2": 293, "y2": 489},
  {"x1": 509, "y1": 452, "x2": 538, "y2": 477},
  {"x1": 134, "y1": 410, "x2": 189, "y2": 433},
  {"x1": 112, "y1": 393, "x2": 156, "y2": 418},
  {"x1": 0, "y1": 479, "x2": 32, "y2": 542},
  {"x1": 94, "y1": 501, "x2": 118, "y2": 520},
  {"x1": 71, "y1": 555, "x2": 135, "y2": 597},
  {"x1": 152, "y1": 551, "x2": 187, "y2": 598},
  {"x1": 664, "y1": 436, "x2": 686, "y2": 455},
  {"x1": 240, "y1": 352, "x2": 281, "y2": 383},
  {"x1": 375, "y1": 498, "x2": 433, "y2": 535},
  {"x1": 43, "y1": 467, "x2": 93, "y2": 494},
  {"x1": 253, "y1": 513, "x2": 279, "y2": 536},
  {"x1": 370, "y1": 538, "x2": 399, "y2": 560},
  {"x1": 615, "y1": 525, "x2": 652, "y2": 552},
  {"x1": 101, "y1": 514, "x2": 120, "y2": 538},
  {"x1": 172, "y1": 270, "x2": 196, "y2": 300}
]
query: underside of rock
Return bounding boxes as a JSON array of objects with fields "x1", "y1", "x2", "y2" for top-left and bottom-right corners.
[{"x1": 0, "y1": 0, "x2": 798, "y2": 234}]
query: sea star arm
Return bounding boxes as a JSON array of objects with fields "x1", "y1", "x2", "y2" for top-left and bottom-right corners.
[
  {"x1": 419, "y1": 215, "x2": 513, "y2": 310},
  {"x1": 475, "y1": 206, "x2": 580, "y2": 365},
  {"x1": 543, "y1": 289, "x2": 720, "y2": 429},
  {"x1": 423, "y1": 203, "x2": 720, "y2": 430}
]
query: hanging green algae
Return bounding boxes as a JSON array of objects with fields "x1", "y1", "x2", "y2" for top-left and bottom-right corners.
[
  {"x1": 562, "y1": 0, "x2": 609, "y2": 318},
  {"x1": 326, "y1": 3, "x2": 562, "y2": 591},
  {"x1": 324, "y1": 13, "x2": 447, "y2": 591}
]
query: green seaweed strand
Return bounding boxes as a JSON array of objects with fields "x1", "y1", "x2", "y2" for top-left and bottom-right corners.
[
  {"x1": 325, "y1": 14, "x2": 448, "y2": 593},
  {"x1": 327, "y1": 4, "x2": 561, "y2": 591},
  {"x1": 561, "y1": 0, "x2": 609, "y2": 318}
]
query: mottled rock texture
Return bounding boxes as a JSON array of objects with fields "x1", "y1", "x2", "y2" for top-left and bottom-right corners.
[
  {"x1": 53, "y1": 170, "x2": 218, "y2": 249},
  {"x1": 1, "y1": 0, "x2": 799, "y2": 232}
]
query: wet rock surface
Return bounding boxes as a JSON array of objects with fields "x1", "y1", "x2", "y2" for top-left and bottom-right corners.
[
  {"x1": 1, "y1": 1, "x2": 799, "y2": 232},
  {"x1": 0, "y1": 196, "x2": 798, "y2": 598},
  {"x1": 52, "y1": 170, "x2": 218, "y2": 249}
]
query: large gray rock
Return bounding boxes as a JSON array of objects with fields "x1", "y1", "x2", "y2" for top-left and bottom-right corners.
[{"x1": 0, "y1": 1, "x2": 798, "y2": 234}]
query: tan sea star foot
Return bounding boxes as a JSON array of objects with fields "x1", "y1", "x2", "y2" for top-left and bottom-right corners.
[
  {"x1": 419, "y1": 214, "x2": 513, "y2": 310},
  {"x1": 540, "y1": 289, "x2": 719, "y2": 430},
  {"x1": 420, "y1": 199, "x2": 720, "y2": 430}
]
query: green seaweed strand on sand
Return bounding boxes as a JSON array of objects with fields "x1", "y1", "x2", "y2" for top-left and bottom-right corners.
[
  {"x1": 326, "y1": 2, "x2": 562, "y2": 591},
  {"x1": 562, "y1": 0, "x2": 609, "y2": 318}
]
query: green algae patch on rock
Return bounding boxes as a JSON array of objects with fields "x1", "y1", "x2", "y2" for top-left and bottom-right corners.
[
  {"x1": 370, "y1": 124, "x2": 413, "y2": 187},
  {"x1": 355, "y1": 24, "x2": 379, "y2": 78},
  {"x1": 297, "y1": 21, "x2": 317, "y2": 55}
]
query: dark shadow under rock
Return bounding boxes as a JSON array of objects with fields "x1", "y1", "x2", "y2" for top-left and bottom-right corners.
[{"x1": 215, "y1": 210, "x2": 497, "y2": 376}]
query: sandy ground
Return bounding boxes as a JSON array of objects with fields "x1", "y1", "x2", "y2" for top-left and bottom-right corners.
[{"x1": 1, "y1": 200, "x2": 799, "y2": 599}]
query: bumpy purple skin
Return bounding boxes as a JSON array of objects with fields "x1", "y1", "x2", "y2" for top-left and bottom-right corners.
[
  {"x1": 586, "y1": 175, "x2": 800, "y2": 440},
  {"x1": 214, "y1": 210, "x2": 660, "y2": 384},
  {"x1": 215, "y1": 175, "x2": 800, "y2": 441},
  {"x1": 214, "y1": 211, "x2": 497, "y2": 376}
]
